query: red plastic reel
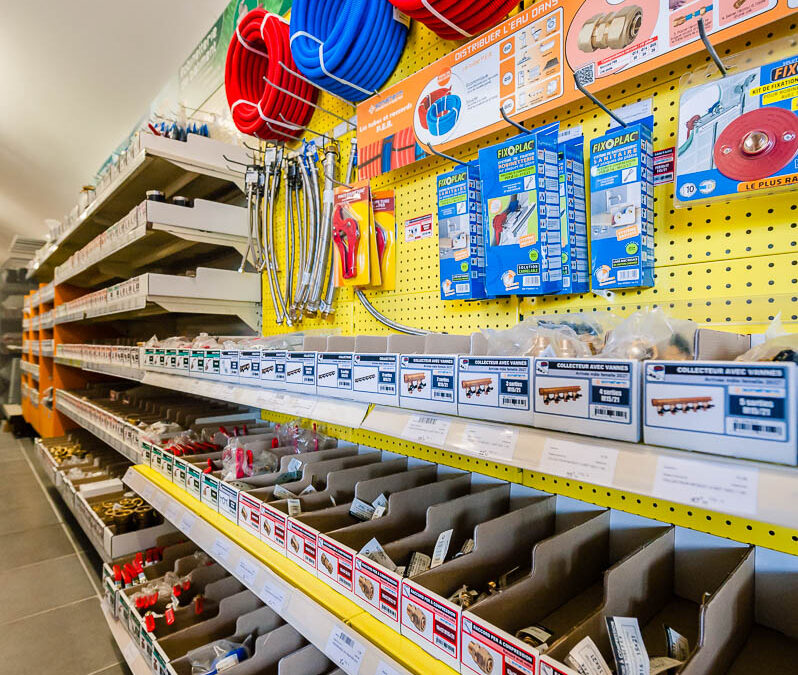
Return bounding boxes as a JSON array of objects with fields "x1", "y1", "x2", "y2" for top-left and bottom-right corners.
[{"x1": 714, "y1": 107, "x2": 798, "y2": 181}]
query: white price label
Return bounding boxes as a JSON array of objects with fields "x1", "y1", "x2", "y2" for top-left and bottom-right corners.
[
  {"x1": 653, "y1": 455, "x2": 758, "y2": 516},
  {"x1": 211, "y1": 537, "x2": 232, "y2": 563},
  {"x1": 287, "y1": 458, "x2": 302, "y2": 473},
  {"x1": 540, "y1": 438, "x2": 619, "y2": 487},
  {"x1": 325, "y1": 628, "x2": 366, "y2": 674},
  {"x1": 261, "y1": 576, "x2": 288, "y2": 612},
  {"x1": 402, "y1": 414, "x2": 451, "y2": 447},
  {"x1": 165, "y1": 502, "x2": 181, "y2": 524},
  {"x1": 376, "y1": 663, "x2": 400, "y2": 675},
  {"x1": 178, "y1": 512, "x2": 196, "y2": 535},
  {"x1": 122, "y1": 641, "x2": 139, "y2": 665},
  {"x1": 234, "y1": 556, "x2": 259, "y2": 589},
  {"x1": 461, "y1": 423, "x2": 518, "y2": 460},
  {"x1": 291, "y1": 395, "x2": 317, "y2": 418}
]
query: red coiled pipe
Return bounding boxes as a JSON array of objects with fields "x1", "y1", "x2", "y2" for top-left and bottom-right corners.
[
  {"x1": 388, "y1": 0, "x2": 520, "y2": 40},
  {"x1": 224, "y1": 9, "x2": 318, "y2": 141}
]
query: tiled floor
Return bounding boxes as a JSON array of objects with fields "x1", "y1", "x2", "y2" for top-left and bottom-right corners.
[{"x1": 1, "y1": 431, "x2": 132, "y2": 675}]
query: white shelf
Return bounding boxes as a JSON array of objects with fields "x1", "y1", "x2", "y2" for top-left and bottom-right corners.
[
  {"x1": 125, "y1": 467, "x2": 416, "y2": 675},
  {"x1": 55, "y1": 199, "x2": 250, "y2": 288},
  {"x1": 30, "y1": 133, "x2": 248, "y2": 280},
  {"x1": 101, "y1": 599, "x2": 155, "y2": 675},
  {"x1": 362, "y1": 405, "x2": 798, "y2": 529},
  {"x1": 54, "y1": 268, "x2": 261, "y2": 331}
]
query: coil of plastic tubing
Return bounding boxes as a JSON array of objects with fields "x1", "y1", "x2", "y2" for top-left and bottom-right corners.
[
  {"x1": 289, "y1": 0, "x2": 409, "y2": 103},
  {"x1": 426, "y1": 94, "x2": 462, "y2": 136},
  {"x1": 388, "y1": 0, "x2": 520, "y2": 40},
  {"x1": 225, "y1": 8, "x2": 318, "y2": 140}
]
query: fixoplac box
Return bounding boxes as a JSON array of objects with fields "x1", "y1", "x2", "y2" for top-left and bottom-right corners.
[
  {"x1": 589, "y1": 119, "x2": 654, "y2": 290},
  {"x1": 457, "y1": 332, "x2": 533, "y2": 425},
  {"x1": 479, "y1": 123, "x2": 561, "y2": 296},
  {"x1": 558, "y1": 131, "x2": 589, "y2": 295},
  {"x1": 644, "y1": 360, "x2": 798, "y2": 465},
  {"x1": 437, "y1": 162, "x2": 486, "y2": 300},
  {"x1": 533, "y1": 358, "x2": 642, "y2": 442}
]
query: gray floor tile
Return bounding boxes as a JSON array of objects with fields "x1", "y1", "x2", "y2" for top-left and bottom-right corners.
[
  {"x1": 0, "y1": 442, "x2": 21, "y2": 462},
  {"x1": 0, "y1": 522, "x2": 75, "y2": 571},
  {"x1": 0, "y1": 497, "x2": 61, "y2": 535},
  {"x1": 0, "y1": 553, "x2": 95, "y2": 624},
  {"x1": 0, "y1": 597, "x2": 120, "y2": 675}
]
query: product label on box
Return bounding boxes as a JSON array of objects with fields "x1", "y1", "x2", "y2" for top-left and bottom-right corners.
[
  {"x1": 155, "y1": 348, "x2": 165, "y2": 368},
  {"x1": 218, "y1": 482, "x2": 240, "y2": 523},
  {"x1": 164, "y1": 349, "x2": 177, "y2": 370},
  {"x1": 189, "y1": 349, "x2": 205, "y2": 375},
  {"x1": 186, "y1": 465, "x2": 202, "y2": 501},
  {"x1": 461, "y1": 615, "x2": 537, "y2": 675},
  {"x1": 141, "y1": 441, "x2": 152, "y2": 465},
  {"x1": 286, "y1": 519, "x2": 318, "y2": 569},
  {"x1": 645, "y1": 362, "x2": 792, "y2": 443},
  {"x1": 589, "y1": 121, "x2": 654, "y2": 289},
  {"x1": 161, "y1": 452, "x2": 174, "y2": 479},
  {"x1": 458, "y1": 357, "x2": 531, "y2": 412},
  {"x1": 203, "y1": 349, "x2": 221, "y2": 377},
  {"x1": 238, "y1": 493, "x2": 262, "y2": 537},
  {"x1": 354, "y1": 557, "x2": 400, "y2": 622},
  {"x1": 176, "y1": 348, "x2": 190, "y2": 372},
  {"x1": 285, "y1": 352, "x2": 316, "y2": 390},
  {"x1": 534, "y1": 359, "x2": 634, "y2": 425},
  {"x1": 201, "y1": 474, "x2": 220, "y2": 510},
  {"x1": 399, "y1": 355, "x2": 457, "y2": 410},
  {"x1": 353, "y1": 354, "x2": 399, "y2": 402},
  {"x1": 151, "y1": 447, "x2": 164, "y2": 473},
  {"x1": 260, "y1": 503, "x2": 287, "y2": 550},
  {"x1": 260, "y1": 351, "x2": 286, "y2": 386},
  {"x1": 316, "y1": 353, "x2": 354, "y2": 393},
  {"x1": 220, "y1": 350, "x2": 239, "y2": 380},
  {"x1": 239, "y1": 350, "x2": 261, "y2": 381},
  {"x1": 402, "y1": 583, "x2": 459, "y2": 658},
  {"x1": 144, "y1": 348, "x2": 156, "y2": 367},
  {"x1": 318, "y1": 535, "x2": 355, "y2": 592}
]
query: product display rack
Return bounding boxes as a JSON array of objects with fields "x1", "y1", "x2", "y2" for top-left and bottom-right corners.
[{"x1": 19, "y1": 6, "x2": 798, "y2": 675}]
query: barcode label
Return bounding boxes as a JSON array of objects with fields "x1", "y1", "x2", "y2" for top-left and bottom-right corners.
[
  {"x1": 594, "y1": 406, "x2": 629, "y2": 421},
  {"x1": 732, "y1": 421, "x2": 781, "y2": 436},
  {"x1": 325, "y1": 629, "x2": 366, "y2": 672},
  {"x1": 432, "y1": 391, "x2": 453, "y2": 400},
  {"x1": 617, "y1": 269, "x2": 639, "y2": 281},
  {"x1": 501, "y1": 395, "x2": 529, "y2": 410},
  {"x1": 378, "y1": 384, "x2": 394, "y2": 393},
  {"x1": 574, "y1": 63, "x2": 596, "y2": 86},
  {"x1": 455, "y1": 283, "x2": 469, "y2": 293},
  {"x1": 522, "y1": 275, "x2": 541, "y2": 287}
]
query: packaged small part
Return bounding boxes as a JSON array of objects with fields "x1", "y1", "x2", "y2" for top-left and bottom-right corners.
[
  {"x1": 437, "y1": 163, "x2": 486, "y2": 300},
  {"x1": 676, "y1": 50, "x2": 798, "y2": 204},
  {"x1": 479, "y1": 123, "x2": 562, "y2": 296},
  {"x1": 589, "y1": 118, "x2": 655, "y2": 290},
  {"x1": 372, "y1": 190, "x2": 397, "y2": 291},
  {"x1": 558, "y1": 132, "x2": 589, "y2": 295}
]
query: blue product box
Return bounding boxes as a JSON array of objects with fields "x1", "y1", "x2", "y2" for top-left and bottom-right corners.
[
  {"x1": 437, "y1": 163, "x2": 485, "y2": 300},
  {"x1": 676, "y1": 55, "x2": 798, "y2": 204},
  {"x1": 589, "y1": 119, "x2": 654, "y2": 290},
  {"x1": 479, "y1": 123, "x2": 561, "y2": 296},
  {"x1": 558, "y1": 135, "x2": 589, "y2": 295}
]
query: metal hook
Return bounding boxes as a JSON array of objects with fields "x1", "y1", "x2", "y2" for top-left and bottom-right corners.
[
  {"x1": 421, "y1": 140, "x2": 469, "y2": 167},
  {"x1": 697, "y1": 17, "x2": 727, "y2": 77},
  {"x1": 277, "y1": 60, "x2": 358, "y2": 107},
  {"x1": 225, "y1": 165, "x2": 247, "y2": 175},
  {"x1": 277, "y1": 114, "x2": 328, "y2": 143},
  {"x1": 572, "y1": 73, "x2": 627, "y2": 128},
  {"x1": 326, "y1": 175, "x2": 354, "y2": 189},
  {"x1": 222, "y1": 154, "x2": 250, "y2": 167},
  {"x1": 243, "y1": 140, "x2": 265, "y2": 154},
  {"x1": 500, "y1": 106, "x2": 529, "y2": 134},
  {"x1": 263, "y1": 76, "x2": 356, "y2": 129}
]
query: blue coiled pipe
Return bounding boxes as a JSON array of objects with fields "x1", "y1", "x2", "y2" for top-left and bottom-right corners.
[{"x1": 290, "y1": 0, "x2": 408, "y2": 102}]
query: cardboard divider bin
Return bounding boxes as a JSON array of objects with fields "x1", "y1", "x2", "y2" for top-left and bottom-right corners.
[{"x1": 538, "y1": 527, "x2": 752, "y2": 675}]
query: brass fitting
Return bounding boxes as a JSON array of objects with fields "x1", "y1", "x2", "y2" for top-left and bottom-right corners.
[
  {"x1": 468, "y1": 641, "x2": 494, "y2": 674},
  {"x1": 578, "y1": 6, "x2": 643, "y2": 52}
]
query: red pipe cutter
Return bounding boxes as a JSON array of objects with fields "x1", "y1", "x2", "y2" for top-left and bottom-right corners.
[{"x1": 333, "y1": 206, "x2": 360, "y2": 278}]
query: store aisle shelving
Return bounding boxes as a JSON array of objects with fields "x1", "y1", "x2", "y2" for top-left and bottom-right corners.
[{"x1": 0, "y1": 431, "x2": 131, "y2": 675}]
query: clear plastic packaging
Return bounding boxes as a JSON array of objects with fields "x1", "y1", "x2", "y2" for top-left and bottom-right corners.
[
  {"x1": 188, "y1": 637, "x2": 253, "y2": 675},
  {"x1": 600, "y1": 308, "x2": 696, "y2": 360},
  {"x1": 221, "y1": 437, "x2": 278, "y2": 480}
]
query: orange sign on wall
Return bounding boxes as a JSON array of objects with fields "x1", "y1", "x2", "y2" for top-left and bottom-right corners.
[{"x1": 356, "y1": 0, "x2": 794, "y2": 179}]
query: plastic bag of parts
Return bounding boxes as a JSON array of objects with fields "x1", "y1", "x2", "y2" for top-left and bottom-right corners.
[
  {"x1": 159, "y1": 335, "x2": 190, "y2": 348},
  {"x1": 481, "y1": 313, "x2": 614, "y2": 357},
  {"x1": 142, "y1": 420, "x2": 183, "y2": 435},
  {"x1": 736, "y1": 315, "x2": 798, "y2": 362},
  {"x1": 221, "y1": 436, "x2": 278, "y2": 480},
  {"x1": 189, "y1": 636, "x2": 254, "y2": 675},
  {"x1": 131, "y1": 572, "x2": 180, "y2": 610},
  {"x1": 275, "y1": 420, "x2": 331, "y2": 452},
  {"x1": 191, "y1": 333, "x2": 221, "y2": 349},
  {"x1": 143, "y1": 335, "x2": 159, "y2": 348},
  {"x1": 601, "y1": 308, "x2": 696, "y2": 360}
]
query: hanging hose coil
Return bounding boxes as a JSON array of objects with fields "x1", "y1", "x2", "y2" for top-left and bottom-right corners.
[
  {"x1": 225, "y1": 9, "x2": 318, "y2": 140},
  {"x1": 289, "y1": 0, "x2": 409, "y2": 103},
  {"x1": 387, "y1": 0, "x2": 519, "y2": 40}
]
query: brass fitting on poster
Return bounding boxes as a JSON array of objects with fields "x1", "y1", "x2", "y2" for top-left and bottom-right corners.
[{"x1": 578, "y1": 6, "x2": 643, "y2": 52}]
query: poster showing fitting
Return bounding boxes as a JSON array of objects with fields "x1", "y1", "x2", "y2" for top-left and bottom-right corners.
[
  {"x1": 675, "y1": 53, "x2": 798, "y2": 202},
  {"x1": 357, "y1": 0, "x2": 792, "y2": 178}
]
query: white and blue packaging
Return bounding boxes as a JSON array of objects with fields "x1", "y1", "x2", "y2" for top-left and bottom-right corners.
[{"x1": 558, "y1": 131, "x2": 589, "y2": 295}]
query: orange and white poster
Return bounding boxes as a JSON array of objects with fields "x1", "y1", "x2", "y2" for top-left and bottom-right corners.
[{"x1": 357, "y1": 0, "x2": 791, "y2": 178}]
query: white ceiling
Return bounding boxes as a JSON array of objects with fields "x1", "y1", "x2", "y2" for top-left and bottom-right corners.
[{"x1": 0, "y1": 0, "x2": 229, "y2": 252}]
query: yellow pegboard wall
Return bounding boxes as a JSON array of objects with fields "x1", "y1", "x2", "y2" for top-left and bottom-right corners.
[{"x1": 256, "y1": 14, "x2": 798, "y2": 553}]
